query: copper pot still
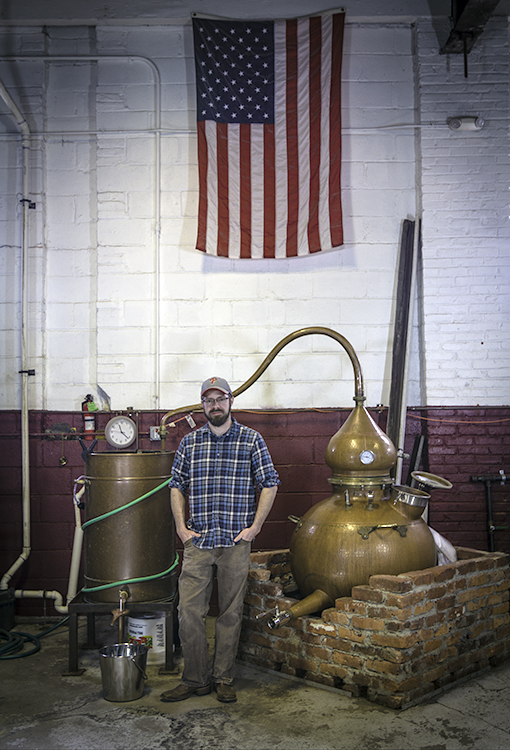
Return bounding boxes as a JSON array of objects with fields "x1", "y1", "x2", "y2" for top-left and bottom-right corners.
[
  {"x1": 265, "y1": 404, "x2": 437, "y2": 628},
  {"x1": 253, "y1": 328, "x2": 441, "y2": 629}
]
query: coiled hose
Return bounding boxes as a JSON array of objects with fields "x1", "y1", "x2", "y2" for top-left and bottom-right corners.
[{"x1": 0, "y1": 617, "x2": 68, "y2": 659}]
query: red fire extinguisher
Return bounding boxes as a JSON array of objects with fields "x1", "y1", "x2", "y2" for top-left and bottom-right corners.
[{"x1": 82, "y1": 394, "x2": 98, "y2": 441}]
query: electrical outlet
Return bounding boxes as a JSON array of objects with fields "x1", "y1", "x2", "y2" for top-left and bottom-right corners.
[{"x1": 150, "y1": 426, "x2": 161, "y2": 441}]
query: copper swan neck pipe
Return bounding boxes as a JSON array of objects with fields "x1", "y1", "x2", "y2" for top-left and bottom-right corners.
[{"x1": 160, "y1": 326, "x2": 365, "y2": 430}]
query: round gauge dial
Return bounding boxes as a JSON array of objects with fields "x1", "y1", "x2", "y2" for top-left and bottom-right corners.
[
  {"x1": 105, "y1": 415, "x2": 137, "y2": 448},
  {"x1": 359, "y1": 449, "x2": 375, "y2": 465}
]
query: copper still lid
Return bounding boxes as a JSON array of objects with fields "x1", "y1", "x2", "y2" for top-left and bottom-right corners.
[{"x1": 325, "y1": 400, "x2": 397, "y2": 486}]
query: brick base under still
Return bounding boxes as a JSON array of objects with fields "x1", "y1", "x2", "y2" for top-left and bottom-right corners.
[{"x1": 238, "y1": 548, "x2": 510, "y2": 709}]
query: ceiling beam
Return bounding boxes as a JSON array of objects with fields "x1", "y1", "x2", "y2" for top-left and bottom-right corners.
[{"x1": 441, "y1": 0, "x2": 501, "y2": 54}]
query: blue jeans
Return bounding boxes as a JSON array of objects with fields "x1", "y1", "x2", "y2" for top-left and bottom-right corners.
[{"x1": 178, "y1": 540, "x2": 251, "y2": 687}]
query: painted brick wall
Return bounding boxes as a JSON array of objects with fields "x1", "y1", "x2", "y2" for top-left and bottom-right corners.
[
  {"x1": 416, "y1": 17, "x2": 510, "y2": 405},
  {"x1": 1, "y1": 406, "x2": 509, "y2": 616},
  {"x1": 239, "y1": 547, "x2": 510, "y2": 708},
  {"x1": 1, "y1": 11, "x2": 508, "y2": 414}
]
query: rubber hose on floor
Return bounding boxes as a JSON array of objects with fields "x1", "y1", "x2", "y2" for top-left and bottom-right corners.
[{"x1": 0, "y1": 617, "x2": 69, "y2": 659}]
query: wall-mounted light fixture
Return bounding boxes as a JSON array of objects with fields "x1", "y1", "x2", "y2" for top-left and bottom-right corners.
[{"x1": 447, "y1": 116, "x2": 485, "y2": 131}]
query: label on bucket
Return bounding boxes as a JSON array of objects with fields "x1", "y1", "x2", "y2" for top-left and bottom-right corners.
[{"x1": 127, "y1": 613, "x2": 165, "y2": 665}]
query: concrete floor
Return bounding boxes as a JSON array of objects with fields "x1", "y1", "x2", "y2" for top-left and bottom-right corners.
[{"x1": 1, "y1": 615, "x2": 510, "y2": 750}]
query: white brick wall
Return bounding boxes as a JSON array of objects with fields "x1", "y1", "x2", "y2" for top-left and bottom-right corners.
[
  {"x1": 0, "y1": 4, "x2": 508, "y2": 412},
  {"x1": 417, "y1": 16, "x2": 510, "y2": 406}
]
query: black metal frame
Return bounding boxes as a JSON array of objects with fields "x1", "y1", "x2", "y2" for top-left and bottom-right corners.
[{"x1": 64, "y1": 592, "x2": 178, "y2": 676}]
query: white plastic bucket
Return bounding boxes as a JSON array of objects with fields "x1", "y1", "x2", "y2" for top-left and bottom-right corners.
[
  {"x1": 127, "y1": 612, "x2": 166, "y2": 665},
  {"x1": 99, "y1": 643, "x2": 148, "y2": 702}
]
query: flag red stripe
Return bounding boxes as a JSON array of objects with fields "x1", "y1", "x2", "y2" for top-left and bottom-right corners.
[
  {"x1": 285, "y1": 19, "x2": 299, "y2": 258},
  {"x1": 263, "y1": 124, "x2": 276, "y2": 258},
  {"x1": 329, "y1": 12, "x2": 344, "y2": 247},
  {"x1": 308, "y1": 16, "x2": 322, "y2": 254},
  {"x1": 240, "y1": 124, "x2": 252, "y2": 259},
  {"x1": 196, "y1": 120, "x2": 208, "y2": 252},
  {"x1": 217, "y1": 123, "x2": 229, "y2": 257}
]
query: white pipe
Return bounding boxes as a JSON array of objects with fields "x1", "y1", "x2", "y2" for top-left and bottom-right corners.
[
  {"x1": 12, "y1": 482, "x2": 86, "y2": 615},
  {"x1": 0, "y1": 77, "x2": 32, "y2": 591},
  {"x1": 14, "y1": 589, "x2": 67, "y2": 615},
  {"x1": 67, "y1": 482, "x2": 86, "y2": 605},
  {"x1": 0, "y1": 54, "x2": 163, "y2": 409}
]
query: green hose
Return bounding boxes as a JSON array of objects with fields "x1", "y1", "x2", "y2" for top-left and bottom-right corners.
[
  {"x1": 0, "y1": 617, "x2": 69, "y2": 660},
  {"x1": 81, "y1": 555, "x2": 179, "y2": 594},
  {"x1": 81, "y1": 478, "x2": 171, "y2": 530}
]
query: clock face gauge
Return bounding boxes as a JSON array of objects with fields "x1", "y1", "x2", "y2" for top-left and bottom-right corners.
[
  {"x1": 105, "y1": 416, "x2": 137, "y2": 448},
  {"x1": 359, "y1": 449, "x2": 375, "y2": 465}
]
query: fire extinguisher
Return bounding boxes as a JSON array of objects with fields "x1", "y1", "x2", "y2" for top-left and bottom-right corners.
[{"x1": 82, "y1": 394, "x2": 98, "y2": 441}]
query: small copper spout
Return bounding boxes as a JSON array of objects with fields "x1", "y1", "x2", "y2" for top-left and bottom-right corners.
[
  {"x1": 266, "y1": 589, "x2": 333, "y2": 630},
  {"x1": 111, "y1": 590, "x2": 129, "y2": 643}
]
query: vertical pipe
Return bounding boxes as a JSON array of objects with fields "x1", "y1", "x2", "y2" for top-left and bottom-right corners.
[
  {"x1": 387, "y1": 219, "x2": 421, "y2": 485},
  {"x1": 0, "y1": 78, "x2": 32, "y2": 588}
]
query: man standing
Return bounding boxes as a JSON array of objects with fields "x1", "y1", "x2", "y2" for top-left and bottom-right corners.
[{"x1": 161, "y1": 377, "x2": 279, "y2": 704}]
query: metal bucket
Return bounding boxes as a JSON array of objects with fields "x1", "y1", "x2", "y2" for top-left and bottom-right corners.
[
  {"x1": 83, "y1": 451, "x2": 175, "y2": 603},
  {"x1": 99, "y1": 643, "x2": 148, "y2": 702}
]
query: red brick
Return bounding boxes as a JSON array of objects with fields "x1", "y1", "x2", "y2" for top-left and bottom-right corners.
[
  {"x1": 332, "y1": 652, "x2": 365, "y2": 669},
  {"x1": 335, "y1": 597, "x2": 367, "y2": 614},
  {"x1": 335, "y1": 626, "x2": 365, "y2": 643},
  {"x1": 404, "y1": 569, "x2": 437, "y2": 586},
  {"x1": 306, "y1": 618, "x2": 337, "y2": 636},
  {"x1": 371, "y1": 632, "x2": 420, "y2": 649},
  {"x1": 365, "y1": 659, "x2": 401, "y2": 676},
  {"x1": 250, "y1": 581, "x2": 284, "y2": 596},
  {"x1": 351, "y1": 585, "x2": 384, "y2": 604},
  {"x1": 471, "y1": 573, "x2": 490, "y2": 586},
  {"x1": 307, "y1": 645, "x2": 334, "y2": 661},
  {"x1": 369, "y1": 575, "x2": 414, "y2": 593},
  {"x1": 385, "y1": 590, "x2": 425, "y2": 609},
  {"x1": 435, "y1": 595, "x2": 457, "y2": 612},
  {"x1": 455, "y1": 560, "x2": 478, "y2": 575},
  {"x1": 351, "y1": 616, "x2": 386, "y2": 631},
  {"x1": 434, "y1": 565, "x2": 456, "y2": 582},
  {"x1": 299, "y1": 631, "x2": 322, "y2": 645},
  {"x1": 247, "y1": 569, "x2": 271, "y2": 581},
  {"x1": 319, "y1": 663, "x2": 348, "y2": 679},
  {"x1": 323, "y1": 637, "x2": 352, "y2": 652},
  {"x1": 326, "y1": 610, "x2": 349, "y2": 626},
  {"x1": 427, "y1": 585, "x2": 448, "y2": 600},
  {"x1": 288, "y1": 656, "x2": 317, "y2": 673}
]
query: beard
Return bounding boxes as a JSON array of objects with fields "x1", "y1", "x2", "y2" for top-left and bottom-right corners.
[{"x1": 206, "y1": 405, "x2": 231, "y2": 427}]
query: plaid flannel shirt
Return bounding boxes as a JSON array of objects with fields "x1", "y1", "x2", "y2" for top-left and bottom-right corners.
[{"x1": 169, "y1": 418, "x2": 280, "y2": 549}]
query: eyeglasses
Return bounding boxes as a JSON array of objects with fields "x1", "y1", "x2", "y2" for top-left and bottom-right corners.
[{"x1": 201, "y1": 395, "x2": 231, "y2": 406}]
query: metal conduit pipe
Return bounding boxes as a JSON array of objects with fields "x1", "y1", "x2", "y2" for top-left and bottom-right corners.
[
  {"x1": 159, "y1": 326, "x2": 365, "y2": 447},
  {"x1": 0, "y1": 54, "x2": 163, "y2": 407},
  {"x1": 0, "y1": 77, "x2": 32, "y2": 591}
]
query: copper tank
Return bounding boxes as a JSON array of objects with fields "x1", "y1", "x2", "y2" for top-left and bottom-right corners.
[
  {"x1": 83, "y1": 451, "x2": 176, "y2": 604},
  {"x1": 288, "y1": 401, "x2": 436, "y2": 605}
]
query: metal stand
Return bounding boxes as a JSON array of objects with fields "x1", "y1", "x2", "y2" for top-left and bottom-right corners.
[
  {"x1": 471, "y1": 471, "x2": 507, "y2": 552},
  {"x1": 63, "y1": 592, "x2": 178, "y2": 676}
]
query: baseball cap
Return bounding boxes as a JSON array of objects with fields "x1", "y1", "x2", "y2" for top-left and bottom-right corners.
[{"x1": 201, "y1": 377, "x2": 232, "y2": 398}]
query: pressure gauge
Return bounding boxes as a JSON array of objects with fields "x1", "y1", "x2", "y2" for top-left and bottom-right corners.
[
  {"x1": 359, "y1": 449, "x2": 375, "y2": 465},
  {"x1": 105, "y1": 415, "x2": 137, "y2": 448}
]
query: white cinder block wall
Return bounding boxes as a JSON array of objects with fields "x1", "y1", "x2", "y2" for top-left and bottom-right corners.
[{"x1": 0, "y1": 1, "x2": 508, "y2": 413}]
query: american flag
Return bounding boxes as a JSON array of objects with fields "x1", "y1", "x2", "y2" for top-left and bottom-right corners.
[{"x1": 192, "y1": 12, "x2": 344, "y2": 259}]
